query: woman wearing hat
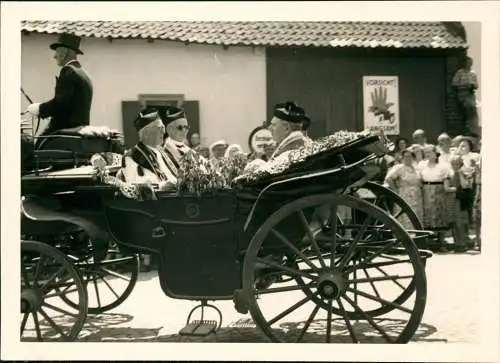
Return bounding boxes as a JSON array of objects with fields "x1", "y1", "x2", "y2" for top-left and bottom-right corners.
[
  {"x1": 209, "y1": 140, "x2": 229, "y2": 168},
  {"x1": 25, "y1": 33, "x2": 93, "y2": 137}
]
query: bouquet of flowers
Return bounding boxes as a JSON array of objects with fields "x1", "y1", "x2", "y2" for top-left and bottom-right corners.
[{"x1": 175, "y1": 150, "x2": 249, "y2": 195}]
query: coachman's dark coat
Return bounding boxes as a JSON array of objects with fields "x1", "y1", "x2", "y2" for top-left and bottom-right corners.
[{"x1": 39, "y1": 61, "x2": 93, "y2": 133}]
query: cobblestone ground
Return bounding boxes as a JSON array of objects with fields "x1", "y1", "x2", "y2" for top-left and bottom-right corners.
[{"x1": 22, "y1": 248, "x2": 482, "y2": 343}]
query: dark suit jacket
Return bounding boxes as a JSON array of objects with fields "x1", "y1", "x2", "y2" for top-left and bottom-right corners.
[{"x1": 39, "y1": 61, "x2": 93, "y2": 133}]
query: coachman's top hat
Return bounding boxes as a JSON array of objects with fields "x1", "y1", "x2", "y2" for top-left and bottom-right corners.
[{"x1": 50, "y1": 33, "x2": 84, "y2": 55}]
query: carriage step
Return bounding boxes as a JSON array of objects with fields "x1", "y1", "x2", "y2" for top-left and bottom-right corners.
[{"x1": 179, "y1": 320, "x2": 218, "y2": 337}]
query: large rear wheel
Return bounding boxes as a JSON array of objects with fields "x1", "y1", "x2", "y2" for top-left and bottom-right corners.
[{"x1": 243, "y1": 194, "x2": 428, "y2": 343}]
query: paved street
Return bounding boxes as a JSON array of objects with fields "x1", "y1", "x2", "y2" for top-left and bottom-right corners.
[{"x1": 38, "y1": 249, "x2": 481, "y2": 344}]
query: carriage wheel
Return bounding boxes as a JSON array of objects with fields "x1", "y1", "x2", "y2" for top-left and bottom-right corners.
[
  {"x1": 356, "y1": 181, "x2": 423, "y2": 230},
  {"x1": 21, "y1": 240, "x2": 88, "y2": 342},
  {"x1": 242, "y1": 194, "x2": 427, "y2": 343},
  {"x1": 59, "y1": 240, "x2": 140, "y2": 315},
  {"x1": 337, "y1": 181, "x2": 428, "y2": 317}
]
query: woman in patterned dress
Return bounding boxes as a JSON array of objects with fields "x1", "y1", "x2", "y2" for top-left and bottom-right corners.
[
  {"x1": 417, "y1": 146, "x2": 451, "y2": 248},
  {"x1": 384, "y1": 148, "x2": 424, "y2": 230}
]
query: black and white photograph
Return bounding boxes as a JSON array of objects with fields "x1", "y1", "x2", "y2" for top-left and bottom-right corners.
[{"x1": 2, "y1": 1, "x2": 499, "y2": 362}]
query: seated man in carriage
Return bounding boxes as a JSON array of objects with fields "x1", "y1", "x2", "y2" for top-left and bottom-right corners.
[
  {"x1": 160, "y1": 105, "x2": 195, "y2": 169},
  {"x1": 118, "y1": 108, "x2": 178, "y2": 191},
  {"x1": 244, "y1": 101, "x2": 313, "y2": 172}
]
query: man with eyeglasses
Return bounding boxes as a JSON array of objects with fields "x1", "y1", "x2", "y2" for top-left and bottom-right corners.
[
  {"x1": 161, "y1": 106, "x2": 194, "y2": 168},
  {"x1": 119, "y1": 108, "x2": 178, "y2": 191}
]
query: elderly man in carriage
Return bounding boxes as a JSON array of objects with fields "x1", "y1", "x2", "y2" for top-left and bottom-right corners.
[
  {"x1": 161, "y1": 105, "x2": 193, "y2": 167},
  {"x1": 244, "y1": 101, "x2": 312, "y2": 172},
  {"x1": 118, "y1": 108, "x2": 178, "y2": 192}
]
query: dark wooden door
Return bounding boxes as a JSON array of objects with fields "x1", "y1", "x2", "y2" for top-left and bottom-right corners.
[
  {"x1": 267, "y1": 48, "x2": 447, "y2": 141},
  {"x1": 121, "y1": 101, "x2": 142, "y2": 149}
]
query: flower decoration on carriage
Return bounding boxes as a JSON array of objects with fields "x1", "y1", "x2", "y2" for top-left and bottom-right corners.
[
  {"x1": 94, "y1": 128, "x2": 387, "y2": 198},
  {"x1": 176, "y1": 149, "x2": 250, "y2": 194},
  {"x1": 90, "y1": 153, "x2": 141, "y2": 199},
  {"x1": 236, "y1": 129, "x2": 377, "y2": 184}
]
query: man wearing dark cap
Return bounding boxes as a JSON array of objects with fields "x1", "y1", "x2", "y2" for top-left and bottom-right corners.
[
  {"x1": 161, "y1": 105, "x2": 195, "y2": 168},
  {"x1": 244, "y1": 101, "x2": 312, "y2": 172},
  {"x1": 25, "y1": 33, "x2": 93, "y2": 136},
  {"x1": 267, "y1": 101, "x2": 312, "y2": 160},
  {"x1": 119, "y1": 108, "x2": 178, "y2": 190}
]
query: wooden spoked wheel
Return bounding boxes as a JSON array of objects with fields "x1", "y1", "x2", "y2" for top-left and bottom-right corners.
[
  {"x1": 354, "y1": 181, "x2": 423, "y2": 230},
  {"x1": 340, "y1": 181, "x2": 431, "y2": 316},
  {"x1": 21, "y1": 240, "x2": 88, "y2": 342},
  {"x1": 59, "y1": 240, "x2": 140, "y2": 315},
  {"x1": 243, "y1": 194, "x2": 427, "y2": 343}
]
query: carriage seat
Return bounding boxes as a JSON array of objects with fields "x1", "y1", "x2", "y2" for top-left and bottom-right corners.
[
  {"x1": 26, "y1": 126, "x2": 125, "y2": 171},
  {"x1": 50, "y1": 125, "x2": 123, "y2": 140}
]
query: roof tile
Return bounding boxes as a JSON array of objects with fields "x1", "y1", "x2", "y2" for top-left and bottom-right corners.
[{"x1": 21, "y1": 21, "x2": 467, "y2": 49}]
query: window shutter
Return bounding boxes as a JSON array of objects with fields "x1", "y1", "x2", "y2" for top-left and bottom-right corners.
[
  {"x1": 121, "y1": 101, "x2": 143, "y2": 149},
  {"x1": 182, "y1": 100, "x2": 200, "y2": 143}
]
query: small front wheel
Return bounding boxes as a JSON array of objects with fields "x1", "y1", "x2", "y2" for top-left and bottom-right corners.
[{"x1": 21, "y1": 240, "x2": 88, "y2": 342}]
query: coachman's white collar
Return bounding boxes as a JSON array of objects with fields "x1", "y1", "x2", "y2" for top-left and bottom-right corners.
[{"x1": 64, "y1": 59, "x2": 78, "y2": 67}]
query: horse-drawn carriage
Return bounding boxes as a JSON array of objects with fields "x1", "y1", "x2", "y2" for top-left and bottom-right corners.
[{"x1": 20, "y1": 118, "x2": 433, "y2": 343}]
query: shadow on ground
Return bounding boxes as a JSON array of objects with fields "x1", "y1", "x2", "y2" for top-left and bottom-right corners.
[{"x1": 72, "y1": 314, "x2": 446, "y2": 343}]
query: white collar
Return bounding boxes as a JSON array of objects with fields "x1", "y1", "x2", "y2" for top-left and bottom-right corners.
[
  {"x1": 145, "y1": 144, "x2": 160, "y2": 153},
  {"x1": 64, "y1": 59, "x2": 78, "y2": 67},
  {"x1": 166, "y1": 137, "x2": 186, "y2": 147}
]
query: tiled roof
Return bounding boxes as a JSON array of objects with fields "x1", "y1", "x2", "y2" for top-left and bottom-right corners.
[{"x1": 21, "y1": 21, "x2": 467, "y2": 49}]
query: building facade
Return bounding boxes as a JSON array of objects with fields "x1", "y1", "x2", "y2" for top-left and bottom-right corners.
[{"x1": 21, "y1": 21, "x2": 470, "y2": 149}]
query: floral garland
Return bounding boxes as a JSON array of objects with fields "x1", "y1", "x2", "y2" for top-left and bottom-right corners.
[{"x1": 235, "y1": 130, "x2": 373, "y2": 185}]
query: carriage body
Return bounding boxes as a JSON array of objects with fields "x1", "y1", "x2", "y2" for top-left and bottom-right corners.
[{"x1": 20, "y1": 132, "x2": 433, "y2": 343}]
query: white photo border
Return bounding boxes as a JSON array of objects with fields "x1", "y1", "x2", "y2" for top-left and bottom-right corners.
[{"x1": 2, "y1": 1, "x2": 499, "y2": 361}]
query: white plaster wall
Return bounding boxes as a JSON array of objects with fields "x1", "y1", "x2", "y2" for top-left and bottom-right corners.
[
  {"x1": 462, "y1": 21, "x2": 482, "y2": 124},
  {"x1": 21, "y1": 33, "x2": 267, "y2": 150}
]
